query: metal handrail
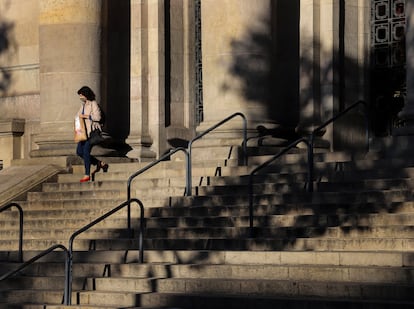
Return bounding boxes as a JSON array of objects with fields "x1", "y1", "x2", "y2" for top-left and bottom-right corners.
[
  {"x1": 126, "y1": 148, "x2": 189, "y2": 233},
  {"x1": 0, "y1": 203, "x2": 23, "y2": 262},
  {"x1": 248, "y1": 137, "x2": 311, "y2": 237},
  {"x1": 310, "y1": 100, "x2": 369, "y2": 152},
  {"x1": 0, "y1": 244, "x2": 70, "y2": 305},
  {"x1": 66, "y1": 198, "x2": 144, "y2": 305},
  {"x1": 248, "y1": 100, "x2": 369, "y2": 237},
  {"x1": 188, "y1": 112, "x2": 248, "y2": 195}
]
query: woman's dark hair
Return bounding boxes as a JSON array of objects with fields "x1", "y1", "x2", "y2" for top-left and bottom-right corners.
[{"x1": 77, "y1": 86, "x2": 96, "y2": 101}]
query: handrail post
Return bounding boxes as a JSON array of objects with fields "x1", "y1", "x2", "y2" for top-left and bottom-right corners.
[
  {"x1": 241, "y1": 113, "x2": 248, "y2": 166},
  {"x1": 185, "y1": 148, "x2": 192, "y2": 196},
  {"x1": 62, "y1": 246, "x2": 71, "y2": 305},
  {"x1": 363, "y1": 101, "x2": 370, "y2": 153},
  {"x1": 136, "y1": 198, "x2": 145, "y2": 263},
  {"x1": 187, "y1": 142, "x2": 194, "y2": 196},
  {"x1": 248, "y1": 174, "x2": 254, "y2": 237},
  {"x1": 308, "y1": 100, "x2": 370, "y2": 191},
  {"x1": 248, "y1": 138, "x2": 310, "y2": 236},
  {"x1": 67, "y1": 198, "x2": 145, "y2": 304},
  {"x1": 66, "y1": 245, "x2": 73, "y2": 305},
  {"x1": 307, "y1": 136, "x2": 314, "y2": 193},
  {"x1": 127, "y1": 147, "x2": 190, "y2": 199},
  {"x1": 0, "y1": 244, "x2": 70, "y2": 305},
  {"x1": 187, "y1": 112, "x2": 248, "y2": 196},
  {"x1": 0, "y1": 203, "x2": 23, "y2": 262}
]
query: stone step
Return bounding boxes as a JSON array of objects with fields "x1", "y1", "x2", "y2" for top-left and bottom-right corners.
[
  {"x1": 0, "y1": 290, "x2": 64, "y2": 306},
  {"x1": 42, "y1": 178, "x2": 309, "y2": 196},
  {"x1": 0, "y1": 304, "x2": 49, "y2": 309},
  {"x1": 2, "y1": 296, "x2": 411, "y2": 309},
  {"x1": 6, "y1": 200, "x2": 414, "y2": 224},
  {"x1": 26, "y1": 185, "x2": 188, "y2": 202},
  {"x1": 137, "y1": 293, "x2": 411, "y2": 309},
  {"x1": 25, "y1": 261, "x2": 412, "y2": 287},
  {"x1": 4, "y1": 262, "x2": 402, "y2": 286},
  {"x1": 0, "y1": 217, "x2": 132, "y2": 230},
  {"x1": 67, "y1": 161, "x2": 382, "y2": 187},
  {"x1": 18, "y1": 197, "x2": 172, "y2": 210},
  {"x1": 70, "y1": 156, "x2": 241, "y2": 174},
  {"x1": 143, "y1": 225, "x2": 414, "y2": 239},
  {"x1": 33, "y1": 305, "x2": 119, "y2": 309},
  {"x1": 26, "y1": 190, "x2": 126, "y2": 201},
  {"x1": 317, "y1": 178, "x2": 414, "y2": 192},
  {"x1": 331, "y1": 156, "x2": 414, "y2": 171},
  {"x1": 0, "y1": 238, "x2": 139, "y2": 251},
  {"x1": 323, "y1": 166, "x2": 414, "y2": 182},
  {"x1": 18, "y1": 187, "x2": 414, "y2": 214},
  {"x1": 3, "y1": 224, "x2": 414, "y2": 243},
  {"x1": 16, "y1": 199, "x2": 128, "y2": 210},
  {"x1": 93, "y1": 263, "x2": 414, "y2": 284},
  {"x1": 151, "y1": 278, "x2": 414, "y2": 300},
  {"x1": 2, "y1": 234, "x2": 414, "y2": 252},
  {"x1": 137, "y1": 293, "x2": 414, "y2": 309},
  {"x1": 144, "y1": 212, "x2": 414, "y2": 228},
  {"x1": 0, "y1": 227, "x2": 133, "y2": 240},
  {"x1": 28, "y1": 182, "x2": 315, "y2": 202},
  {"x1": 73, "y1": 290, "x2": 142, "y2": 307},
  {"x1": 176, "y1": 189, "x2": 414, "y2": 207},
  {"x1": 142, "y1": 237, "x2": 414, "y2": 252},
  {"x1": 27, "y1": 184, "x2": 412, "y2": 205},
  {"x1": 42, "y1": 178, "x2": 188, "y2": 192},
  {"x1": 66, "y1": 163, "x2": 252, "y2": 182},
  {"x1": 65, "y1": 278, "x2": 414, "y2": 307},
  {"x1": 145, "y1": 201, "x2": 414, "y2": 217},
  {"x1": 3, "y1": 210, "x2": 414, "y2": 232},
  {"x1": 1, "y1": 250, "x2": 409, "y2": 269}
]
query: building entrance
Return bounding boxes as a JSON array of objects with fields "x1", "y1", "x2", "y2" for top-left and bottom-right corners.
[{"x1": 370, "y1": 0, "x2": 406, "y2": 136}]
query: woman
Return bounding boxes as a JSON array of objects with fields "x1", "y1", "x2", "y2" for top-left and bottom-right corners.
[{"x1": 76, "y1": 86, "x2": 108, "y2": 182}]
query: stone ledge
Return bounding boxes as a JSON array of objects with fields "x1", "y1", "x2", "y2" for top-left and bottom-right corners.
[
  {"x1": 0, "y1": 118, "x2": 25, "y2": 135},
  {"x1": 0, "y1": 164, "x2": 64, "y2": 207}
]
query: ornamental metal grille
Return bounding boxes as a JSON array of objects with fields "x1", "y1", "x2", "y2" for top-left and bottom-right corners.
[
  {"x1": 370, "y1": 0, "x2": 406, "y2": 135},
  {"x1": 371, "y1": 0, "x2": 406, "y2": 69},
  {"x1": 195, "y1": 0, "x2": 203, "y2": 125}
]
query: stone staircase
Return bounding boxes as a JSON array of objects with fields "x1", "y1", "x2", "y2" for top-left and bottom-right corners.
[{"x1": 1, "y1": 142, "x2": 414, "y2": 308}]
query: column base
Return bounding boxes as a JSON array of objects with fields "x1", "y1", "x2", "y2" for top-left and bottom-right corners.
[{"x1": 125, "y1": 135, "x2": 156, "y2": 161}]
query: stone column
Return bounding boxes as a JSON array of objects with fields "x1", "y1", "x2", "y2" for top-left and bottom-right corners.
[
  {"x1": 31, "y1": 0, "x2": 102, "y2": 157},
  {"x1": 298, "y1": 0, "x2": 339, "y2": 149},
  {"x1": 199, "y1": 0, "x2": 277, "y2": 138},
  {"x1": 127, "y1": 0, "x2": 166, "y2": 158},
  {"x1": 298, "y1": 0, "x2": 321, "y2": 135},
  {"x1": 146, "y1": 0, "x2": 167, "y2": 156},
  {"x1": 397, "y1": 0, "x2": 414, "y2": 134},
  {"x1": 126, "y1": 0, "x2": 156, "y2": 160}
]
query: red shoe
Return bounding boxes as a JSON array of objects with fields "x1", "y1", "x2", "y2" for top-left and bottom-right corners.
[{"x1": 80, "y1": 176, "x2": 90, "y2": 183}]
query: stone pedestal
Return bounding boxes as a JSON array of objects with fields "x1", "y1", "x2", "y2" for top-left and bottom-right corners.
[
  {"x1": 0, "y1": 119, "x2": 25, "y2": 168},
  {"x1": 31, "y1": 0, "x2": 102, "y2": 157}
]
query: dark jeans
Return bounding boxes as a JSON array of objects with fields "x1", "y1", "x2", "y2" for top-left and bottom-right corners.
[{"x1": 76, "y1": 140, "x2": 99, "y2": 175}]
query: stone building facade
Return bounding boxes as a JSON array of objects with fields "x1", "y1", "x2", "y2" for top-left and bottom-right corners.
[{"x1": 0, "y1": 0, "x2": 410, "y2": 168}]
